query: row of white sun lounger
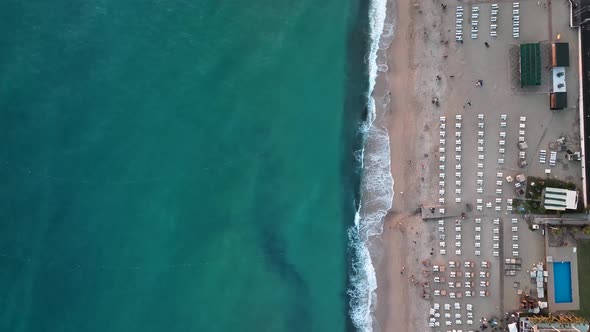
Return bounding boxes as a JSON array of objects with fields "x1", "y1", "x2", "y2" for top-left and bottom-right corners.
[
  {"x1": 456, "y1": 6, "x2": 464, "y2": 41},
  {"x1": 439, "y1": 116, "x2": 449, "y2": 209},
  {"x1": 512, "y1": 218, "x2": 520, "y2": 257},
  {"x1": 438, "y1": 115, "x2": 463, "y2": 205},
  {"x1": 471, "y1": 6, "x2": 479, "y2": 39},
  {"x1": 498, "y1": 115, "x2": 507, "y2": 165},
  {"x1": 549, "y1": 151, "x2": 557, "y2": 166},
  {"x1": 477, "y1": 115, "x2": 486, "y2": 196},
  {"x1": 430, "y1": 302, "x2": 475, "y2": 313},
  {"x1": 433, "y1": 289, "x2": 490, "y2": 298},
  {"x1": 513, "y1": 2, "x2": 520, "y2": 38},
  {"x1": 490, "y1": 4, "x2": 498, "y2": 37}
]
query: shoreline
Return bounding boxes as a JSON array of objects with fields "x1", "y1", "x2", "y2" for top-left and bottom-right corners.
[{"x1": 371, "y1": 0, "x2": 451, "y2": 330}]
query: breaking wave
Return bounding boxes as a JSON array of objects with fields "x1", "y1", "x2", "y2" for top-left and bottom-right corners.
[{"x1": 347, "y1": 0, "x2": 396, "y2": 330}]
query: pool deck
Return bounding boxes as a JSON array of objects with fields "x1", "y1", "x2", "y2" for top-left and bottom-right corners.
[{"x1": 545, "y1": 231, "x2": 580, "y2": 311}]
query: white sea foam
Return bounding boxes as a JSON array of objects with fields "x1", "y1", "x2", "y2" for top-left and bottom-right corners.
[
  {"x1": 347, "y1": 0, "x2": 395, "y2": 329},
  {"x1": 361, "y1": 0, "x2": 388, "y2": 131},
  {"x1": 348, "y1": 127, "x2": 393, "y2": 331}
]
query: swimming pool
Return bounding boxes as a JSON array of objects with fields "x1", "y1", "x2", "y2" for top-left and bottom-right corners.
[{"x1": 553, "y1": 262, "x2": 573, "y2": 303}]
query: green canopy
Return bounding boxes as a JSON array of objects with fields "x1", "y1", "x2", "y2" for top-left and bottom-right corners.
[{"x1": 520, "y1": 43, "x2": 541, "y2": 87}]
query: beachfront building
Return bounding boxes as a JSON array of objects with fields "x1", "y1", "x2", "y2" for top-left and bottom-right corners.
[
  {"x1": 542, "y1": 187, "x2": 579, "y2": 211},
  {"x1": 569, "y1": 0, "x2": 590, "y2": 207},
  {"x1": 517, "y1": 316, "x2": 589, "y2": 332},
  {"x1": 550, "y1": 42, "x2": 570, "y2": 110}
]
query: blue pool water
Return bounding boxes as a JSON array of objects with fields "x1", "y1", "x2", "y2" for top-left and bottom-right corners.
[{"x1": 553, "y1": 262, "x2": 573, "y2": 303}]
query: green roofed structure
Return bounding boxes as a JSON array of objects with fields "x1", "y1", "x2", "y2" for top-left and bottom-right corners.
[{"x1": 520, "y1": 43, "x2": 542, "y2": 87}]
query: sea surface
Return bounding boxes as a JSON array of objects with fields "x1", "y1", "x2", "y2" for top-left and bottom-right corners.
[{"x1": 0, "y1": 1, "x2": 382, "y2": 331}]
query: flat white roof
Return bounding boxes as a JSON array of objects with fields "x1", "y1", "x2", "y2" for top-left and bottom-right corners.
[
  {"x1": 552, "y1": 67, "x2": 566, "y2": 92},
  {"x1": 543, "y1": 187, "x2": 578, "y2": 210}
]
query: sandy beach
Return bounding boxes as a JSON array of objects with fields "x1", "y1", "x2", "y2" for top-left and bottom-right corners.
[{"x1": 373, "y1": 0, "x2": 445, "y2": 330}]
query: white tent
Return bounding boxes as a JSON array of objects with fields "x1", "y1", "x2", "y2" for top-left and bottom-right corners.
[{"x1": 508, "y1": 323, "x2": 517, "y2": 332}]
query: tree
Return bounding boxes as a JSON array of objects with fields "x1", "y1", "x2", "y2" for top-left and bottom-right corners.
[{"x1": 551, "y1": 227, "x2": 563, "y2": 235}]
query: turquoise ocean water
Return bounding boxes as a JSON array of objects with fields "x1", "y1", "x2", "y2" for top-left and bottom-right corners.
[{"x1": 0, "y1": 1, "x2": 375, "y2": 331}]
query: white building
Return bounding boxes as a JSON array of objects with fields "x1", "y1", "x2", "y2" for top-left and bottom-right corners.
[{"x1": 543, "y1": 187, "x2": 579, "y2": 211}]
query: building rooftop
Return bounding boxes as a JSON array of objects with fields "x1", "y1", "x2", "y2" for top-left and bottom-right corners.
[
  {"x1": 552, "y1": 42, "x2": 570, "y2": 67},
  {"x1": 543, "y1": 187, "x2": 579, "y2": 211},
  {"x1": 570, "y1": 0, "x2": 590, "y2": 27}
]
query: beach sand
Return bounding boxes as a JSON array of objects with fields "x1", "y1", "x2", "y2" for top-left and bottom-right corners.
[{"x1": 373, "y1": 0, "x2": 454, "y2": 330}]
